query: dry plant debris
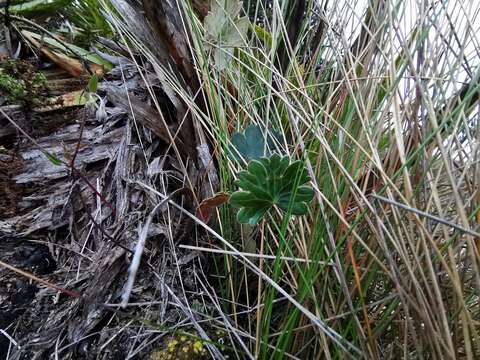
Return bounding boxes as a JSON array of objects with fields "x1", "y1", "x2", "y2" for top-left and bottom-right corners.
[{"x1": 0, "y1": 9, "x2": 222, "y2": 359}]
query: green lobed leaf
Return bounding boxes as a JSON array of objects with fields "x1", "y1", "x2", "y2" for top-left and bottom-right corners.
[
  {"x1": 230, "y1": 154, "x2": 314, "y2": 224},
  {"x1": 229, "y1": 125, "x2": 283, "y2": 165},
  {"x1": 205, "y1": 0, "x2": 243, "y2": 38},
  {"x1": 230, "y1": 125, "x2": 265, "y2": 163}
]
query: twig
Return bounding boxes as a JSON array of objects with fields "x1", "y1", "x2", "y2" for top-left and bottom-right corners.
[
  {"x1": 372, "y1": 194, "x2": 480, "y2": 238},
  {"x1": 120, "y1": 188, "x2": 192, "y2": 308},
  {"x1": 0, "y1": 105, "x2": 116, "y2": 215},
  {"x1": 0, "y1": 259, "x2": 81, "y2": 298},
  {"x1": 76, "y1": 185, "x2": 131, "y2": 254},
  {"x1": 0, "y1": 329, "x2": 19, "y2": 350},
  {"x1": 178, "y1": 244, "x2": 337, "y2": 266}
]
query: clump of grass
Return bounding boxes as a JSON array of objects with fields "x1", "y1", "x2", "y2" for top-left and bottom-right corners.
[
  {"x1": 103, "y1": 0, "x2": 480, "y2": 358},
  {"x1": 62, "y1": 0, "x2": 114, "y2": 46}
]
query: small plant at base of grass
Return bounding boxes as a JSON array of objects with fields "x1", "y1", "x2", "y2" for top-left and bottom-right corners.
[
  {"x1": 229, "y1": 124, "x2": 282, "y2": 165},
  {"x1": 229, "y1": 154, "x2": 314, "y2": 225}
]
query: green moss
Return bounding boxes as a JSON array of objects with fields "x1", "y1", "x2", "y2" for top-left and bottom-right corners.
[
  {"x1": 0, "y1": 72, "x2": 27, "y2": 102},
  {"x1": 33, "y1": 72, "x2": 47, "y2": 85},
  {"x1": 0, "y1": 59, "x2": 48, "y2": 106},
  {"x1": 149, "y1": 333, "x2": 207, "y2": 360}
]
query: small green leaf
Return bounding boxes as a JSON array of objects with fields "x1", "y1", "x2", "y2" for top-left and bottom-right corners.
[
  {"x1": 8, "y1": 0, "x2": 74, "y2": 16},
  {"x1": 247, "y1": 160, "x2": 268, "y2": 179},
  {"x1": 88, "y1": 73, "x2": 98, "y2": 93},
  {"x1": 289, "y1": 202, "x2": 309, "y2": 216},
  {"x1": 253, "y1": 24, "x2": 272, "y2": 48},
  {"x1": 237, "y1": 206, "x2": 269, "y2": 225},
  {"x1": 278, "y1": 187, "x2": 314, "y2": 207},
  {"x1": 45, "y1": 153, "x2": 62, "y2": 166},
  {"x1": 230, "y1": 191, "x2": 270, "y2": 208}
]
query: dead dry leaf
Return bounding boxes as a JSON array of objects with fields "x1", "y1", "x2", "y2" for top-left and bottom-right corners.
[
  {"x1": 34, "y1": 90, "x2": 89, "y2": 113},
  {"x1": 21, "y1": 30, "x2": 107, "y2": 77},
  {"x1": 196, "y1": 192, "x2": 230, "y2": 223}
]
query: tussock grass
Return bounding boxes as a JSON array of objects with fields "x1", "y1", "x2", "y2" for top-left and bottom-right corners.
[{"x1": 106, "y1": 0, "x2": 480, "y2": 358}]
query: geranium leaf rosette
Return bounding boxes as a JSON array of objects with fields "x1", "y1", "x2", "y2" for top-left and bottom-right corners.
[{"x1": 229, "y1": 154, "x2": 314, "y2": 225}]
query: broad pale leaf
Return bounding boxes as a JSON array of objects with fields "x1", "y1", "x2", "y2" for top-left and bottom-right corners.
[{"x1": 204, "y1": 0, "x2": 249, "y2": 69}]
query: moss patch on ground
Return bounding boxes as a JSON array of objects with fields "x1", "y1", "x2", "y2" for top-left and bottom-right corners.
[
  {"x1": 0, "y1": 58, "x2": 48, "y2": 106},
  {"x1": 149, "y1": 333, "x2": 208, "y2": 360}
]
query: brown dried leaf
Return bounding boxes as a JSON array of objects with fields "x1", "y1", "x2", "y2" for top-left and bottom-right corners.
[
  {"x1": 22, "y1": 31, "x2": 105, "y2": 78},
  {"x1": 192, "y1": 0, "x2": 210, "y2": 20},
  {"x1": 196, "y1": 192, "x2": 230, "y2": 223},
  {"x1": 34, "y1": 90, "x2": 89, "y2": 113}
]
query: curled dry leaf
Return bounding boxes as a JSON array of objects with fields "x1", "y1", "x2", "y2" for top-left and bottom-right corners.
[{"x1": 196, "y1": 192, "x2": 230, "y2": 223}]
